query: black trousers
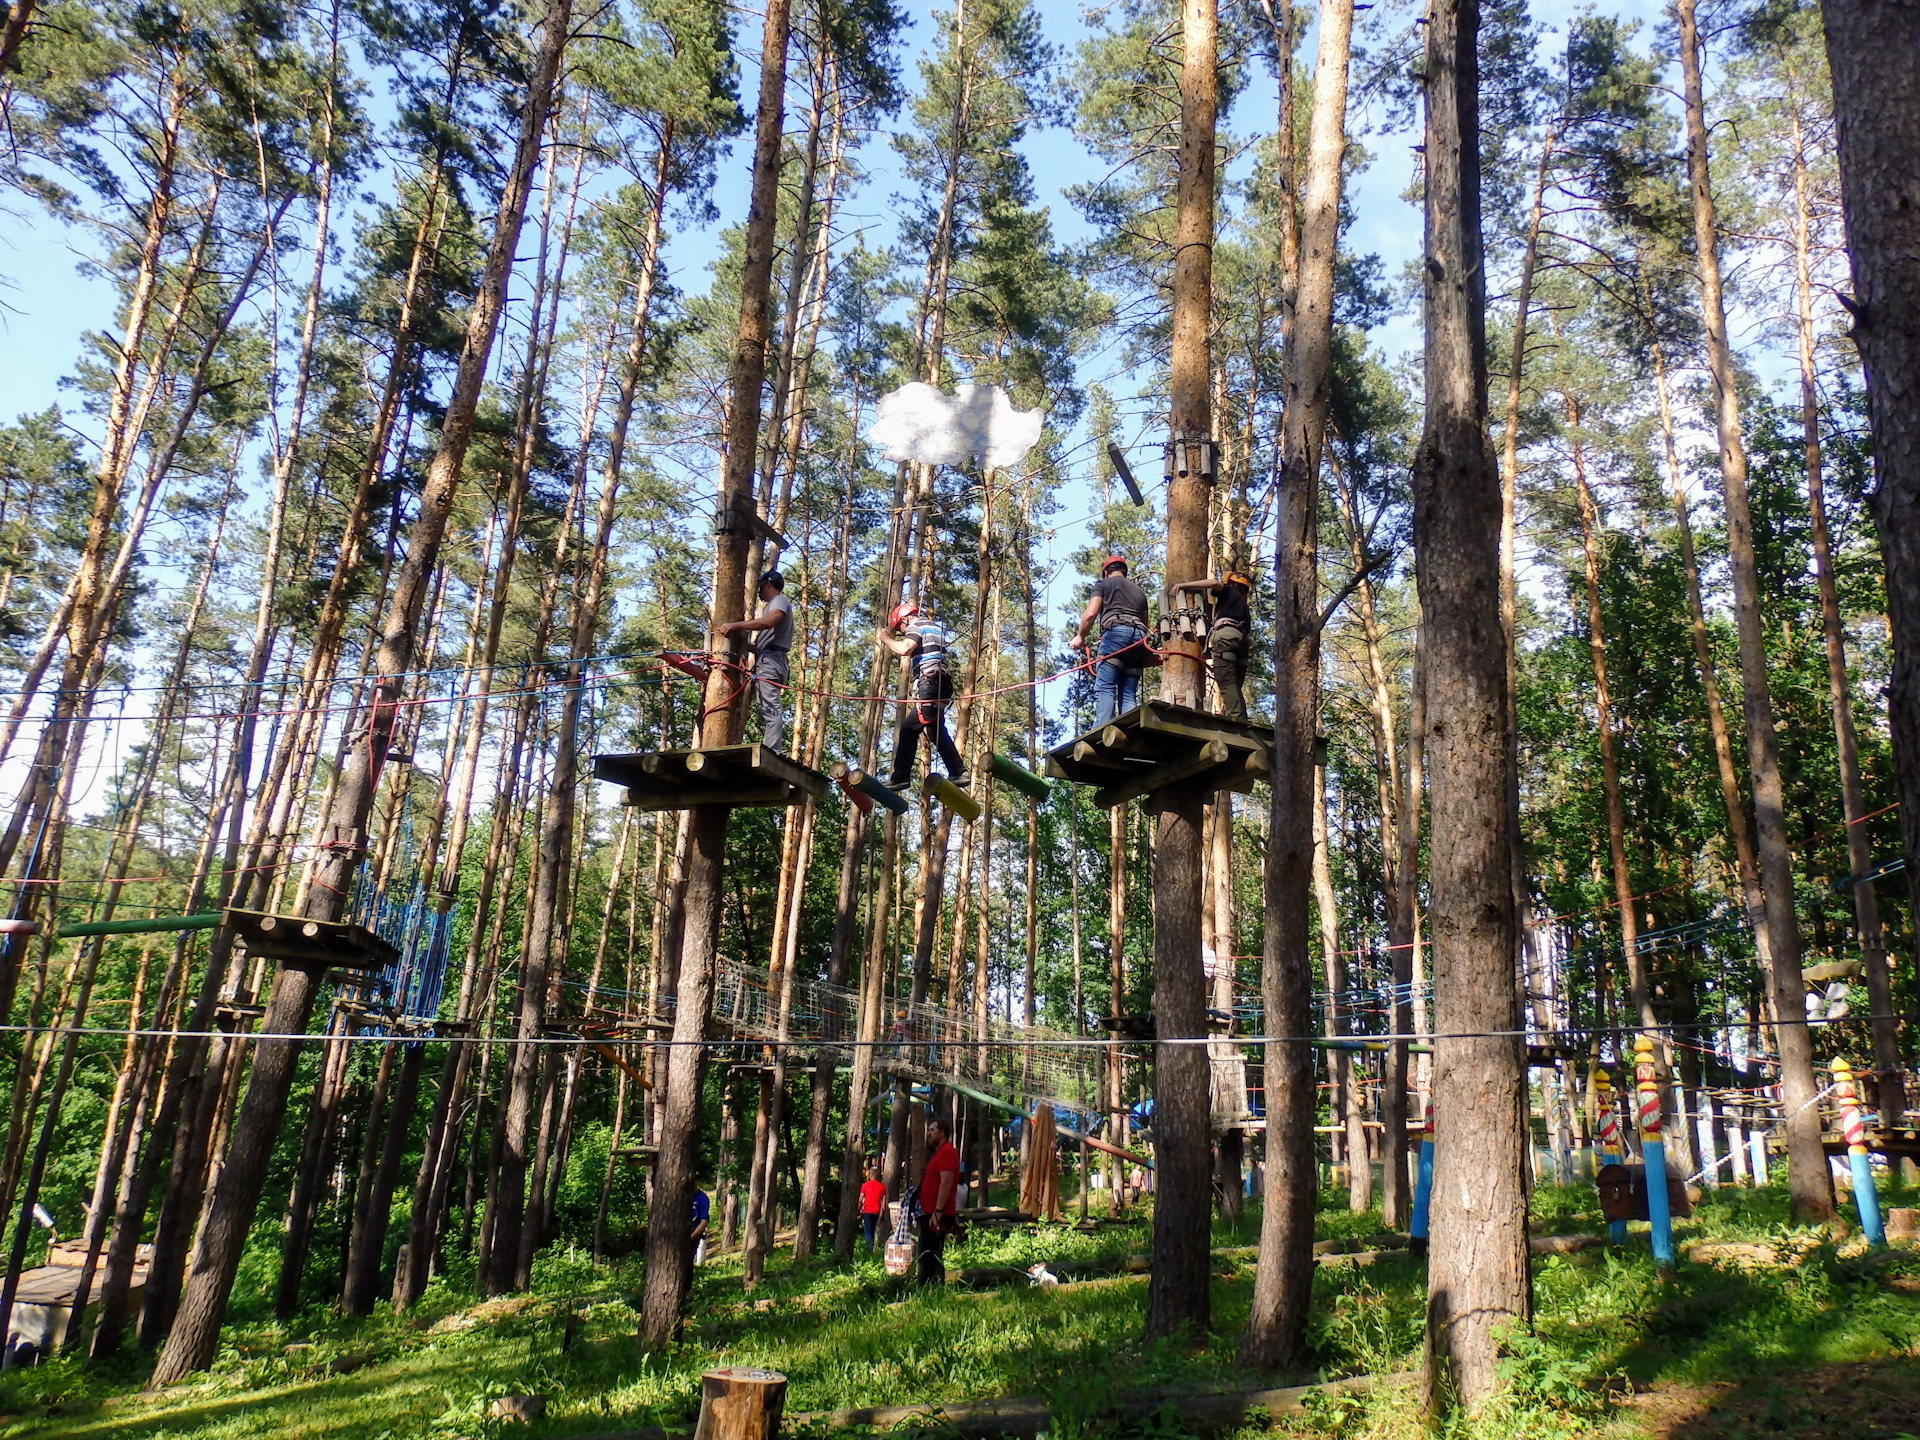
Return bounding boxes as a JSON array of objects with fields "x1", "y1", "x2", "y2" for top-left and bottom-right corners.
[
  {"x1": 889, "y1": 673, "x2": 964, "y2": 785},
  {"x1": 916, "y1": 1215, "x2": 948, "y2": 1285}
]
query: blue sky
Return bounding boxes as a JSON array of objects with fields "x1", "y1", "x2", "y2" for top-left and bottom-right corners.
[{"x1": 0, "y1": 0, "x2": 1679, "y2": 723}]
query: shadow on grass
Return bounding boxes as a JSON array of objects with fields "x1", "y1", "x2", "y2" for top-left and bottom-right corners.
[{"x1": 1632, "y1": 1354, "x2": 1920, "y2": 1439}]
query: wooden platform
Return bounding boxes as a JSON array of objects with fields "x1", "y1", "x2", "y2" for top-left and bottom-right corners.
[
  {"x1": 594, "y1": 744, "x2": 830, "y2": 811},
  {"x1": 225, "y1": 909, "x2": 398, "y2": 972},
  {"x1": 1045, "y1": 701, "x2": 1274, "y2": 808},
  {"x1": 1818, "y1": 1125, "x2": 1920, "y2": 1161}
]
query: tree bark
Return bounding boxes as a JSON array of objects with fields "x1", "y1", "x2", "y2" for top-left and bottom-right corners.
[
  {"x1": 1145, "y1": 0, "x2": 1219, "y2": 1347},
  {"x1": 639, "y1": 0, "x2": 792, "y2": 1347},
  {"x1": 1785, "y1": 87, "x2": 1902, "y2": 1115},
  {"x1": 146, "y1": 0, "x2": 574, "y2": 1385},
  {"x1": 1413, "y1": 0, "x2": 1529, "y2": 1409},
  {"x1": 1820, "y1": 0, "x2": 1920, "y2": 1038},
  {"x1": 1675, "y1": 0, "x2": 1829, "y2": 1222},
  {"x1": 1238, "y1": 0, "x2": 1350, "y2": 1369}
]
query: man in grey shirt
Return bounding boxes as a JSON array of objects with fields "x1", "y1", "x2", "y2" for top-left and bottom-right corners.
[{"x1": 721, "y1": 570, "x2": 794, "y2": 751}]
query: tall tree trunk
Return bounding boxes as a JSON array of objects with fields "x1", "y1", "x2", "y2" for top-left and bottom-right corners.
[
  {"x1": 1145, "y1": 0, "x2": 1219, "y2": 1346},
  {"x1": 1675, "y1": 0, "x2": 1829, "y2": 1222},
  {"x1": 1239, "y1": 0, "x2": 1351, "y2": 1369},
  {"x1": 1413, "y1": 0, "x2": 1528, "y2": 1409},
  {"x1": 1644, "y1": 326, "x2": 1779, "y2": 992},
  {"x1": 147, "y1": 0, "x2": 574, "y2": 1384},
  {"x1": 1819, "y1": 0, "x2": 1920, "y2": 1027},
  {"x1": 639, "y1": 0, "x2": 792, "y2": 1347},
  {"x1": 1785, "y1": 97, "x2": 1902, "y2": 1116}
]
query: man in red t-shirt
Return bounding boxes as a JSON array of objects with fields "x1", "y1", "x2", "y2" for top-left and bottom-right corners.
[
  {"x1": 916, "y1": 1115, "x2": 961, "y2": 1285},
  {"x1": 859, "y1": 1164, "x2": 887, "y2": 1252}
]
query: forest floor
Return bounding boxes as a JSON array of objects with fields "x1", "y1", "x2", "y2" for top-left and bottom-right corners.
[{"x1": 0, "y1": 1182, "x2": 1916, "y2": 1440}]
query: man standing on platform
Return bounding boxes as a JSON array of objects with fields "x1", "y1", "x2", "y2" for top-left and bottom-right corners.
[
  {"x1": 1171, "y1": 570, "x2": 1253, "y2": 718},
  {"x1": 916, "y1": 1115, "x2": 961, "y2": 1285},
  {"x1": 720, "y1": 570, "x2": 794, "y2": 751},
  {"x1": 1071, "y1": 555, "x2": 1153, "y2": 725}
]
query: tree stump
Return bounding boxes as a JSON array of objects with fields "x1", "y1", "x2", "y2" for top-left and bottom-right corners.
[{"x1": 694, "y1": 1366, "x2": 788, "y2": 1440}]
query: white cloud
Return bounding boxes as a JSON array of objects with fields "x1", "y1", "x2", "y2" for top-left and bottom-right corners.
[{"x1": 867, "y1": 382, "x2": 1045, "y2": 471}]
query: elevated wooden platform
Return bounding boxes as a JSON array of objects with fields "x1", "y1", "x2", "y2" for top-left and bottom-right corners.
[
  {"x1": 1817, "y1": 1125, "x2": 1920, "y2": 1161},
  {"x1": 594, "y1": 744, "x2": 830, "y2": 811},
  {"x1": 225, "y1": 909, "x2": 398, "y2": 972},
  {"x1": 1045, "y1": 701, "x2": 1274, "y2": 808}
]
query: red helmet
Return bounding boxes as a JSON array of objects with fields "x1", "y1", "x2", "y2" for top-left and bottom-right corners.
[
  {"x1": 888, "y1": 601, "x2": 920, "y2": 629},
  {"x1": 1102, "y1": 554, "x2": 1128, "y2": 576}
]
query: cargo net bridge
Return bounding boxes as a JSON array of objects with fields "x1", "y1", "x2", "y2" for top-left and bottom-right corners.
[{"x1": 563, "y1": 953, "x2": 1105, "y2": 1119}]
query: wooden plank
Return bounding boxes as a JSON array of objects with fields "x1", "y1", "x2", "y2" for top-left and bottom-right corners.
[
  {"x1": 622, "y1": 783, "x2": 802, "y2": 812},
  {"x1": 743, "y1": 743, "x2": 831, "y2": 798},
  {"x1": 597, "y1": 746, "x2": 828, "y2": 806},
  {"x1": 1138, "y1": 701, "x2": 1275, "y2": 752},
  {"x1": 225, "y1": 909, "x2": 397, "y2": 971},
  {"x1": 1094, "y1": 740, "x2": 1231, "y2": 809}
]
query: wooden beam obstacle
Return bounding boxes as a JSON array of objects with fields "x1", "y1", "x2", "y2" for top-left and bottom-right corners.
[
  {"x1": 1044, "y1": 700, "x2": 1274, "y2": 808},
  {"x1": 594, "y1": 743, "x2": 830, "y2": 811},
  {"x1": 224, "y1": 909, "x2": 398, "y2": 973}
]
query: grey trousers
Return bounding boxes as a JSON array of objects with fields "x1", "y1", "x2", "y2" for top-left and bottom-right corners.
[
  {"x1": 1209, "y1": 623, "x2": 1247, "y2": 719},
  {"x1": 755, "y1": 649, "x2": 789, "y2": 751}
]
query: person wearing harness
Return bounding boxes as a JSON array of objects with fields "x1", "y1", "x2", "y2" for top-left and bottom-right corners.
[
  {"x1": 1071, "y1": 554, "x2": 1152, "y2": 726},
  {"x1": 719, "y1": 570, "x2": 794, "y2": 751},
  {"x1": 1172, "y1": 570, "x2": 1253, "y2": 718},
  {"x1": 882, "y1": 602, "x2": 968, "y2": 789}
]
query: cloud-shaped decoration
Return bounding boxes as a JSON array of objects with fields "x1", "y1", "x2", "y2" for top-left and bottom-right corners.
[{"x1": 867, "y1": 382, "x2": 1045, "y2": 471}]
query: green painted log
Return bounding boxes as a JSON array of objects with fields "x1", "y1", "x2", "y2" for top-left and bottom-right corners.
[
  {"x1": 989, "y1": 753, "x2": 1050, "y2": 801},
  {"x1": 55, "y1": 912, "x2": 223, "y2": 940}
]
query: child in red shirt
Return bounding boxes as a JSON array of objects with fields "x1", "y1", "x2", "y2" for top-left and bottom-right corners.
[{"x1": 859, "y1": 1165, "x2": 886, "y2": 1251}]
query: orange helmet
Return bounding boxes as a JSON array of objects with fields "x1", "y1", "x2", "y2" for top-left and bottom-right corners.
[
  {"x1": 1102, "y1": 554, "x2": 1128, "y2": 576},
  {"x1": 888, "y1": 601, "x2": 920, "y2": 630},
  {"x1": 1225, "y1": 571, "x2": 1251, "y2": 589}
]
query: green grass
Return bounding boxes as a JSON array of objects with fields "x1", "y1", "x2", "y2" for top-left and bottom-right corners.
[{"x1": 1, "y1": 1185, "x2": 1916, "y2": 1440}]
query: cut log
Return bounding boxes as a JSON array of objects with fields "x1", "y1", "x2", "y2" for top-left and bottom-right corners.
[{"x1": 695, "y1": 1367, "x2": 788, "y2": 1440}]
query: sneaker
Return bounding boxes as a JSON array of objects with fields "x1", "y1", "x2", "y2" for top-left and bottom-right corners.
[
  {"x1": 950, "y1": 772, "x2": 971, "y2": 788},
  {"x1": 884, "y1": 775, "x2": 909, "y2": 791}
]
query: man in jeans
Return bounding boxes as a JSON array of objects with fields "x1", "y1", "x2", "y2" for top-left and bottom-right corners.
[
  {"x1": 1071, "y1": 554, "x2": 1152, "y2": 725},
  {"x1": 719, "y1": 570, "x2": 794, "y2": 750},
  {"x1": 916, "y1": 1114, "x2": 961, "y2": 1285}
]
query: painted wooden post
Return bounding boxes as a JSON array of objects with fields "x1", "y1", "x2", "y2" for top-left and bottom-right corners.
[
  {"x1": 1634, "y1": 1035, "x2": 1673, "y2": 1271},
  {"x1": 1408, "y1": 1104, "x2": 1434, "y2": 1256},
  {"x1": 1833, "y1": 1058, "x2": 1885, "y2": 1245},
  {"x1": 1596, "y1": 1069, "x2": 1626, "y2": 1245}
]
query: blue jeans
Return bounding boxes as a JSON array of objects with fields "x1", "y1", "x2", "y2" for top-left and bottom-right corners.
[
  {"x1": 862, "y1": 1213, "x2": 879, "y2": 1251},
  {"x1": 1094, "y1": 625, "x2": 1145, "y2": 725}
]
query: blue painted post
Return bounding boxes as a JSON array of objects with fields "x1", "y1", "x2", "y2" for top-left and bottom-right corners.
[
  {"x1": 1596, "y1": 1069, "x2": 1626, "y2": 1245},
  {"x1": 1409, "y1": 1106, "x2": 1434, "y2": 1256},
  {"x1": 1635, "y1": 1036, "x2": 1674, "y2": 1272},
  {"x1": 1833, "y1": 1058, "x2": 1885, "y2": 1245}
]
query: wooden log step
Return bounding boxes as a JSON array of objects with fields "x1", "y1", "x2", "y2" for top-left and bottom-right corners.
[
  {"x1": 594, "y1": 745, "x2": 829, "y2": 811},
  {"x1": 225, "y1": 909, "x2": 397, "y2": 972}
]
